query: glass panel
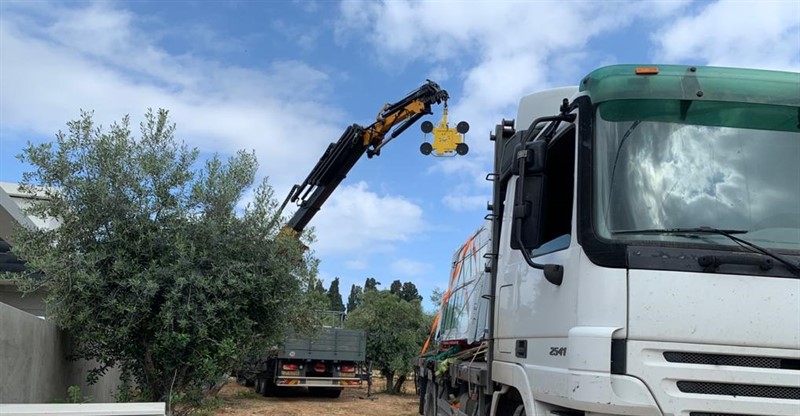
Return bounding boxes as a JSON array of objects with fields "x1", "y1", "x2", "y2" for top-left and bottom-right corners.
[
  {"x1": 594, "y1": 102, "x2": 800, "y2": 250},
  {"x1": 438, "y1": 223, "x2": 491, "y2": 344}
]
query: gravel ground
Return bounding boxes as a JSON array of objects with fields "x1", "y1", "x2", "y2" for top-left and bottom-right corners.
[{"x1": 214, "y1": 377, "x2": 420, "y2": 416}]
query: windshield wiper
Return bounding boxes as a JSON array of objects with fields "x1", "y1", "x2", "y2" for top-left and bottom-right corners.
[
  {"x1": 613, "y1": 226, "x2": 800, "y2": 274},
  {"x1": 614, "y1": 227, "x2": 748, "y2": 236}
]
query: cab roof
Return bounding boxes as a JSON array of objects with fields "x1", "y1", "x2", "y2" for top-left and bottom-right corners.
[{"x1": 580, "y1": 64, "x2": 800, "y2": 106}]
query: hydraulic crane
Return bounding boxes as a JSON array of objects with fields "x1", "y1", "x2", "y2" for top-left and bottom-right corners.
[{"x1": 279, "y1": 80, "x2": 449, "y2": 234}]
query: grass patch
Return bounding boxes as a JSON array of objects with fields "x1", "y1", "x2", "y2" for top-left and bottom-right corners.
[{"x1": 233, "y1": 390, "x2": 262, "y2": 400}]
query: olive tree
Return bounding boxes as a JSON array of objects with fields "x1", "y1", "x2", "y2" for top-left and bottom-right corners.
[
  {"x1": 12, "y1": 109, "x2": 317, "y2": 410},
  {"x1": 344, "y1": 289, "x2": 427, "y2": 394}
]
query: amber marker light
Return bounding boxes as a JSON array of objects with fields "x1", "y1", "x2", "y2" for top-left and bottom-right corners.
[{"x1": 635, "y1": 67, "x2": 660, "y2": 75}]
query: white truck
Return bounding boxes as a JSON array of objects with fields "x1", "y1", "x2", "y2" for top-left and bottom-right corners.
[{"x1": 415, "y1": 64, "x2": 800, "y2": 416}]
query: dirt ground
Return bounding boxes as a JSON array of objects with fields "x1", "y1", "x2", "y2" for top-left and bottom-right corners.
[{"x1": 214, "y1": 376, "x2": 420, "y2": 416}]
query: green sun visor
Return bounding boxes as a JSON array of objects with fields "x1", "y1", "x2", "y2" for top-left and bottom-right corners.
[
  {"x1": 582, "y1": 65, "x2": 800, "y2": 132},
  {"x1": 581, "y1": 65, "x2": 800, "y2": 106}
]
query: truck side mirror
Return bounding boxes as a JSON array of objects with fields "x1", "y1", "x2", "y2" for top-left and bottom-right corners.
[
  {"x1": 512, "y1": 141, "x2": 546, "y2": 175},
  {"x1": 510, "y1": 141, "x2": 547, "y2": 251},
  {"x1": 511, "y1": 174, "x2": 545, "y2": 251},
  {"x1": 510, "y1": 162, "x2": 564, "y2": 286}
]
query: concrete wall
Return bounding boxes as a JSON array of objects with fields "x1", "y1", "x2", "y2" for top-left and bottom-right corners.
[
  {"x1": 0, "y1": 284, "x2": 46, "y2": 317},
  {"x1": 0, "y1": 302, "x2": 123, "y2": 403}
]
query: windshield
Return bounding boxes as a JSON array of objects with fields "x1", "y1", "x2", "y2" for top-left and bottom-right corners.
[{"x1": 594, "y1": 100, "x2": 800, "y2": 251}]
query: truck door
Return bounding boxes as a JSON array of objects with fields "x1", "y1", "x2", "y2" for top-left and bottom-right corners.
[{"x1": 494, "y1": 122, "x2": 579, "y2": 380}]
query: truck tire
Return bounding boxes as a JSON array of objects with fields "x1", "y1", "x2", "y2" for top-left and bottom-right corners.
[
  {"x1": 262, "y1": 379, "x2": 277, "y2": 397},
  {"x1": 417, "y1": 375, "x2": 427, "y2": 415},
  {"x1": 511, "y1": 403, "x2": 526, "y2": 416},
  {"x1": 424, "y1": 380, "x2": 437, "y2": 415}
]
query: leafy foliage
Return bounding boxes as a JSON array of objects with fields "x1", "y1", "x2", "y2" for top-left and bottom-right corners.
[
  {"x1": 346, "y1": 284, "x2": 362, "y2": 314},
  {"x1": 327, "y1": 277, "x2": 345, "y2": 312},
  {"x1": 400, "y1": 281, "x2": 422, "y2": 303},
  {"x1": 363, "y1": 277, "x2": 380, "y2": 292},
  {"x1": 313, "y1": 277, "x2": 326, "y2": 294},
  {"x1": 389, "y1": 280, "x2": 402, "y2": 296},
  {"x1": 344, "y1": 290, "x2": 427, "y2": 393},
  {"x1": 12, "y1": 109, "x2": 317, "y2": 407},
  {"x1": 305, "y1": 276, "x2": 331, "y2": 317},
  {"x1": 429, "y1": 287, "x2": 444, "y2": 306},
  {"x1": 390, "y1": 279, "x2": 422, "y2": 303}
]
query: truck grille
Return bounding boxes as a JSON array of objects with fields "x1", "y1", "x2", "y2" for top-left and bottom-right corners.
[
  {"x1": 664, "y1": 352, "x2": 800, "y2": 370},
  {"x1": 677, "y1": 381, "x2": 800, "y2": 400}
]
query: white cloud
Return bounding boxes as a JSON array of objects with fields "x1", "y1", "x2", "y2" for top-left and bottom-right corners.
[
  {"x1": 655, "y1": 0, "x2": 800, "y2": 72},
  {"x1": 309, "y1": 181, "x2": 425, "y2": 255},
  {"x1": 0, "y1": 2, "x2": 343, "y2": 200},
  {"x1": 0, "y1": 1, "x2": 436, "y2": 261},
  {"x1": 272, "y1": 19, "x2": 320, "y2": 51},
  {"x1": 442, "y1": 194, "x2": 488, "y2": 212},
  {"x1": 292, "y1": 0, "x2": 320, "y2": 14},
  {"x1": 335, "y1": 0, "x2": 693, "y2": 208},
  {"x1": 426, "y1": 66, "x2": 450, "y2": 83},
  {"x1": 390, "y1": 258, "x2": 433, "y2": 277},
  {"x1": 345, "y1": 259, "x2": 368, "y2": 270}
]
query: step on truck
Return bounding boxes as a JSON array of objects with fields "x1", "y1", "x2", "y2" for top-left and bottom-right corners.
[{"x1": 414, "y1": 64, "x2": 800, "y2": 416}]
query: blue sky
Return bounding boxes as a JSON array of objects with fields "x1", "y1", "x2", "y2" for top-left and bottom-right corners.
[{"x1": 1, "y1": 0, "x2": 798, "y2": 311}]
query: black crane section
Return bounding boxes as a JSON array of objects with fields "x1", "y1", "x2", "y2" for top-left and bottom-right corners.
[{"x1": 280, "y1": 80, "x2": 448, "y2": 234}]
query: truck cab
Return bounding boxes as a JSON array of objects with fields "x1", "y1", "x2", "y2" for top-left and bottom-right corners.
[
  {"x1": 492, "y1": 65, "x2": 800, "y2": 415},
  {"x1": 418, "y1": 64, "x2": 800, "y2": 416}
]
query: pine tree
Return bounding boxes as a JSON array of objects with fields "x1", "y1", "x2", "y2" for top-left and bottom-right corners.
[
  {"x1": 327, "y1": 277, "x2": 345, "y2": 312},
  {"x1": 390, "y1": 279, "x2": 403, "y2": 296},
  {"x1": 347, "y1": 284, "x2": 363, "y2": 314},
  {"x1": 364, "y1": 277, "x2": 380, "y2": 292},
  {"x1": 400, "y1": 281, "x2": 422, "y2": 302}
]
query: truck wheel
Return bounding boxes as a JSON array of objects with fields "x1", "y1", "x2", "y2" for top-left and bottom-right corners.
[
  {"x1": 456, "y1": 143, "x2": 469, "y2": 155},
  {"x1": 424, "y1": 381, "x2": 436, "y2": 415},
  {"x1": 262, "y1": 379, "x2": 277, "y2": 397},
  {"x1": 417, "y1": 376, "x2": 427, "y2": 415},
  {"x1": 420, "y1": 142, "x2": 433, "y2": 155}
]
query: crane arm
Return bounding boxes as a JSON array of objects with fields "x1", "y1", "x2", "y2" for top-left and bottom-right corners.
[{"x1": 280, "y1": 80, "x2": 448, "y2": 234}]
